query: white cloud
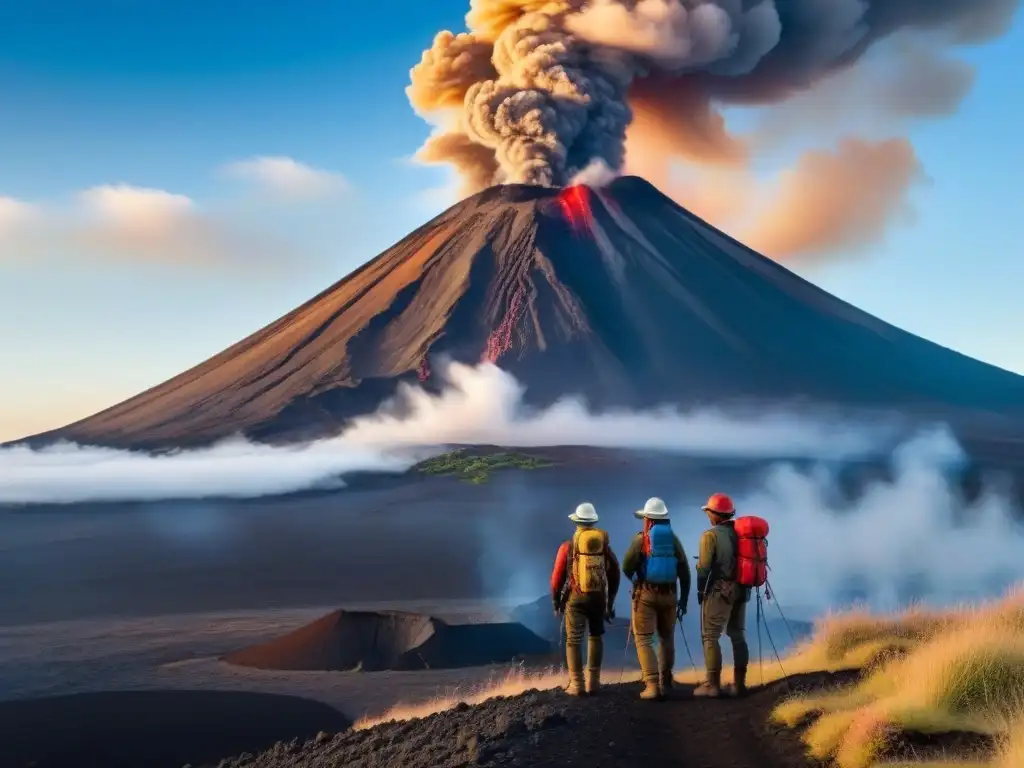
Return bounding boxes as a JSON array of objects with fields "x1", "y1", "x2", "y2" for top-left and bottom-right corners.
[
  {"x1": 0, "y1": 184, "x2": 289, "y2": 266},
  {"x1": 78, "y1": 185, "x2": 194, "y2": 225},
  {"x1": 0, "y1": 196, "x2": 41, "y2": 238},
  {"x1": 72, "y1": 185, "x2": 260, "y2": 265},
  {"x1": 222, "y1": 156, "x2": 348, "y2": 201}
]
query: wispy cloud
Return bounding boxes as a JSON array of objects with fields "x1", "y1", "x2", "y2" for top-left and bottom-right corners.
[
  {"x1": 0, "y1": 196, "x2": 41, "y2": 237},
  {"x1": 0, "y1": 184, "x2": 292, "y2": 267},
  {"x1": 222, "y1": 156, "x2": 349, "y2": 201}
]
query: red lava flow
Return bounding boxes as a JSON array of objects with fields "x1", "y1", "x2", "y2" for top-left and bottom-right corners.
[
  {"x1": 557, "y1": 185, "x2": 594, "y2": 236},
  {"x1": 483, "y1": 283, "x2": 526, "y2": 364}
]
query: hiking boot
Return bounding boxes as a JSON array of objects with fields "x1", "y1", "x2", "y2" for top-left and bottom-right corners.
[
  {"x1": 564, "y1": 678, "x2": 586, "y2": 696},
  {"x1": 659, "y1": 671, "x2": 675, "y2": 698},
  {"x1": 693, "y1": 681, "x2": 721, "y2": 698},
  {"x1": 586, "y1": 668, "x2": 601, "y2": 695},
  {"x1": 639, "y1": 679, "x2": 662, "y2": 701},
  {"x1": 726, "y1": 659, "x2": 748, "y2": 697},
  {"x1": 729, "y1": 643, "x2": 749, "y2": 698},
  {"x1": 693, "y1": 670, "x2": 721, "y2": 698}
]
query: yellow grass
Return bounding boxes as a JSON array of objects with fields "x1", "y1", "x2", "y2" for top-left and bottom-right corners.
[{"x1": 768, "y1": 586, "x2": 1024, "y2": 768}]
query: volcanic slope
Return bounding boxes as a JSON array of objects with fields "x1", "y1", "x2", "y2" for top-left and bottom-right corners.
[
  {"x1": 27, "y1": 176, "x2": 1024, "y2": 449},
  {"x1": 215, "y1": 675, "x2": 871, "y2": 768}
]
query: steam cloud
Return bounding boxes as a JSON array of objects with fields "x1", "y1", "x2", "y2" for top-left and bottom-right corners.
[
  {"x1": 0, "y1": 362, "x2": 893, "y2": 505},
  {"x1": 409, "y1": 0, "x2": 1018, "y2": 258},
  {"x1": 738, "y1": 427, "x2": 1024, "y2": 609},
  {"x1": 3, "y1": 363, "x2": 1021, "y2": 612}
]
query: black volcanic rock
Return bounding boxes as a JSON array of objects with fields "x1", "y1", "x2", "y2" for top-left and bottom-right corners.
[
  {"x1": 222, "y1": 609, "x2": 553, "y2": 672},
  {"x1": 23, "y1": 176, "x2": 1024, "y2": 449}
]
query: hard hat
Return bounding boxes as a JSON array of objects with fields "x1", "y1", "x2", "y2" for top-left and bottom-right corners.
[
  {"x1": 634, "y1": 497, "x2": 669, "y2": 520},
  {"x1": 702, "y1": 493, "x2": 736, "y2": 516},
  {"x1": 569, "y1": 502, "x2": 599, "y2": 524}
]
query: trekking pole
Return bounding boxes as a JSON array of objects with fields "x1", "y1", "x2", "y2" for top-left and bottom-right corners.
[
  {"x1": 677, "y1": 616, "x2": 697, "y2": 671},
  {"x1": 756, "y1": 587, "x2": 764, "y2": 687},
  {"x1": 764, "y1": 579, "x2": 798, "y2": 646},
  {"x1": 617, "y1": 623, "x2": 633, "y2": 685},
  {"x1": 757, "y1": 589, "x2": 790, "y2": 690}
]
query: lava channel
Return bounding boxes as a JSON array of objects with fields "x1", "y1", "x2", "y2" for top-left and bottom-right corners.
[
  {"x1": 558, "y1": 185, "x2": 594, "y2": 236},
  {"x1": 483, "y1": 283, "x2": 525, "y2": 364}
]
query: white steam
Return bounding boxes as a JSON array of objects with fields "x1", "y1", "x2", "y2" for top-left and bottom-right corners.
[
  {"x1": 569, "y1": 158, "x2": 619, "y2": 188},
  {"x1": 2, "y1": 362, "x2": 891, "y2": 505},
  {"x1": 3, "y1": 361, "x2": 1022, "y2": 610},
  {"x1": 738, "y1": 427, "x2": 1024, "y2": 610}
]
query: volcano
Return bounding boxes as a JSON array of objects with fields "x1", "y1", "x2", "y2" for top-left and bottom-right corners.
[{"x1": 23, "y1": 176, "x2": 1024, "y2": 450}]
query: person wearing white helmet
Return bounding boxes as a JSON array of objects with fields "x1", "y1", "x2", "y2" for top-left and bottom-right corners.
[
  {"x1": 550, "y1": 502, "x2": 621, "y2": 696},
  {"x1": 621, "y1": 497, "x2": 692, "y2": 700}
]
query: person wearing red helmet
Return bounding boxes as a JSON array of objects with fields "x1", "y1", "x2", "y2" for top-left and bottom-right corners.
[{"x1": 693, "y1": 492, "x2": 750, "y2": 699}]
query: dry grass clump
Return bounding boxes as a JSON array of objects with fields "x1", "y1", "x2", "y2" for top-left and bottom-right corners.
[
  {"x1": 771, "y1": 587, "x2": 1024, "y2": 768},
  {"x1": 880, "y1": 716, "x2": 1024, "y2": 768}
]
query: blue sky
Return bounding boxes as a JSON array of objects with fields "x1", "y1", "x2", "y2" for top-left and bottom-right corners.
[{"x1": 1, "y1": 1, "x2": 1021, "y2": 442}]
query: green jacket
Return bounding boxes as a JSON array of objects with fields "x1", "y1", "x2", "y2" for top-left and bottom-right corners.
[
  {"x1": 621, "y1": 522, "x2": 691, "y2": 610},
  {"x1": 697, "y1": 521, "x2": 750, "y2": 601}
]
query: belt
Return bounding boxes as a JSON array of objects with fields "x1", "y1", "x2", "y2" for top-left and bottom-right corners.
[{"x1": 635, "y1": 582, "x2": 675, "y2": 593}]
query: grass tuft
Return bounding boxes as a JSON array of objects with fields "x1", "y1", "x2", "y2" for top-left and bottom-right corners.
[
  {"x1": 414, "y1": 448, "x2": 551, "y2": 484},
  {"x1": 769, "y1": 586, "x2": 1024, "y2": 768}
]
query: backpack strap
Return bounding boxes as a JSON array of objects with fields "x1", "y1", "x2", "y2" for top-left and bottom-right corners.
[{"x1": 567, "y1": 532, "x2": 579, "y2": 593}]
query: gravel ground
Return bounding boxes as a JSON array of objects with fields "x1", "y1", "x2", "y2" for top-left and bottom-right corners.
[{"x1": 214, "y1": 673, "x2": 860, "y2": 768}]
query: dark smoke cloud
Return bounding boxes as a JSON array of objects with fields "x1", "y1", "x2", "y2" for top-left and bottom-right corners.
[
  {"x1": 750, "y1": 37, "x2": 978, "y2": 150},
  {"x1": 408, "y1": 0, "x2": 1018, "y2": 228}
]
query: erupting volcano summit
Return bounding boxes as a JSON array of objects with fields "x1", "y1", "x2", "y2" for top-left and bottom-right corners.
[{"x1": 24, "y1": 177, "x2": 1024, "y2": 450}]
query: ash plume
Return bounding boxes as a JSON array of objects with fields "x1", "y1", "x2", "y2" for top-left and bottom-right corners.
[
  {"x1": 744, "y1": 137, "x2": 925, "y2": 260},
  {"x1": 409, "y1": 0, "x2": 1018, "y2": 255}
]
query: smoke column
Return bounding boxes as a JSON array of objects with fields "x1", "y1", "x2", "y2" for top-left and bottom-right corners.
[{"x1": 409, "y1": 0, "x2": 1019, "y2": 258}]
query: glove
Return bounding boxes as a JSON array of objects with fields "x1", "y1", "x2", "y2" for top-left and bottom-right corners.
[
  {"x1": 697, "y1": 592, "x2": 705, "y2": 606},
  {"x1": 676, "y1": 601, "x2": 687, "y2": 619},
  {"x1": 552, "y1": 595, "x2": 563, "y2": 616},
  {"x1": 605, "y1": 604, "x2": 616, "y2": 622}
]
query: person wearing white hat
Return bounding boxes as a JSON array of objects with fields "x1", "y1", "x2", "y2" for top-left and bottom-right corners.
[
  {"x1": 621, "y1": 497, "x2": 692, "y2": 700},
  {"x1": 550, "y1": 502, "x2": 621, "y2": 696}
]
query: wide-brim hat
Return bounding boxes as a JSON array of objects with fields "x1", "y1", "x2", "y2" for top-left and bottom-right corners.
[
  {"x1": 569, "y1": 502, "x2": 599, "y2": 524},
  {"x1": 634, "y1": 497, "x2": 669, "y2": 520}
]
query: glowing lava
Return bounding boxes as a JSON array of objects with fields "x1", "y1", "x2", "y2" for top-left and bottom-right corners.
[
  {"x1": 483, "y1": 283, "x2": 526, "y2": 364},
  {"x1": 558, "y1": 185, "x2": 594, "y2": 236}
]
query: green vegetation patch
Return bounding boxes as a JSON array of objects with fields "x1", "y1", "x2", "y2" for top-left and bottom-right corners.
[{"x1": 415, "y1": 449, "x2": 551, "y2": 484}]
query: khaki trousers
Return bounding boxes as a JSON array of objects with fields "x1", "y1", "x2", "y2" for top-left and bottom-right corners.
[
  {"x1": 700, "y1": 580, "x2": 749, "y2": 682},
  {"x1": 631, "y1": 586, "x2": 677, "y2": 684}
]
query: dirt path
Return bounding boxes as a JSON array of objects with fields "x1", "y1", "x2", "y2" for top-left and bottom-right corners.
[{"x1": 219, "y1": 672, "x2": 857, "y2": 768}]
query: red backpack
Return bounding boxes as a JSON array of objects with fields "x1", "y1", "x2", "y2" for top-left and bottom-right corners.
[{"x1": 733, "y1": 516, "x2": 769, "y2": 588}]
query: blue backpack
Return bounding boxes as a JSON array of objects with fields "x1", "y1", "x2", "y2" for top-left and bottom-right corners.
[{"x1": 643, "y1": 524, "x2": 678, "y2": 585}]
